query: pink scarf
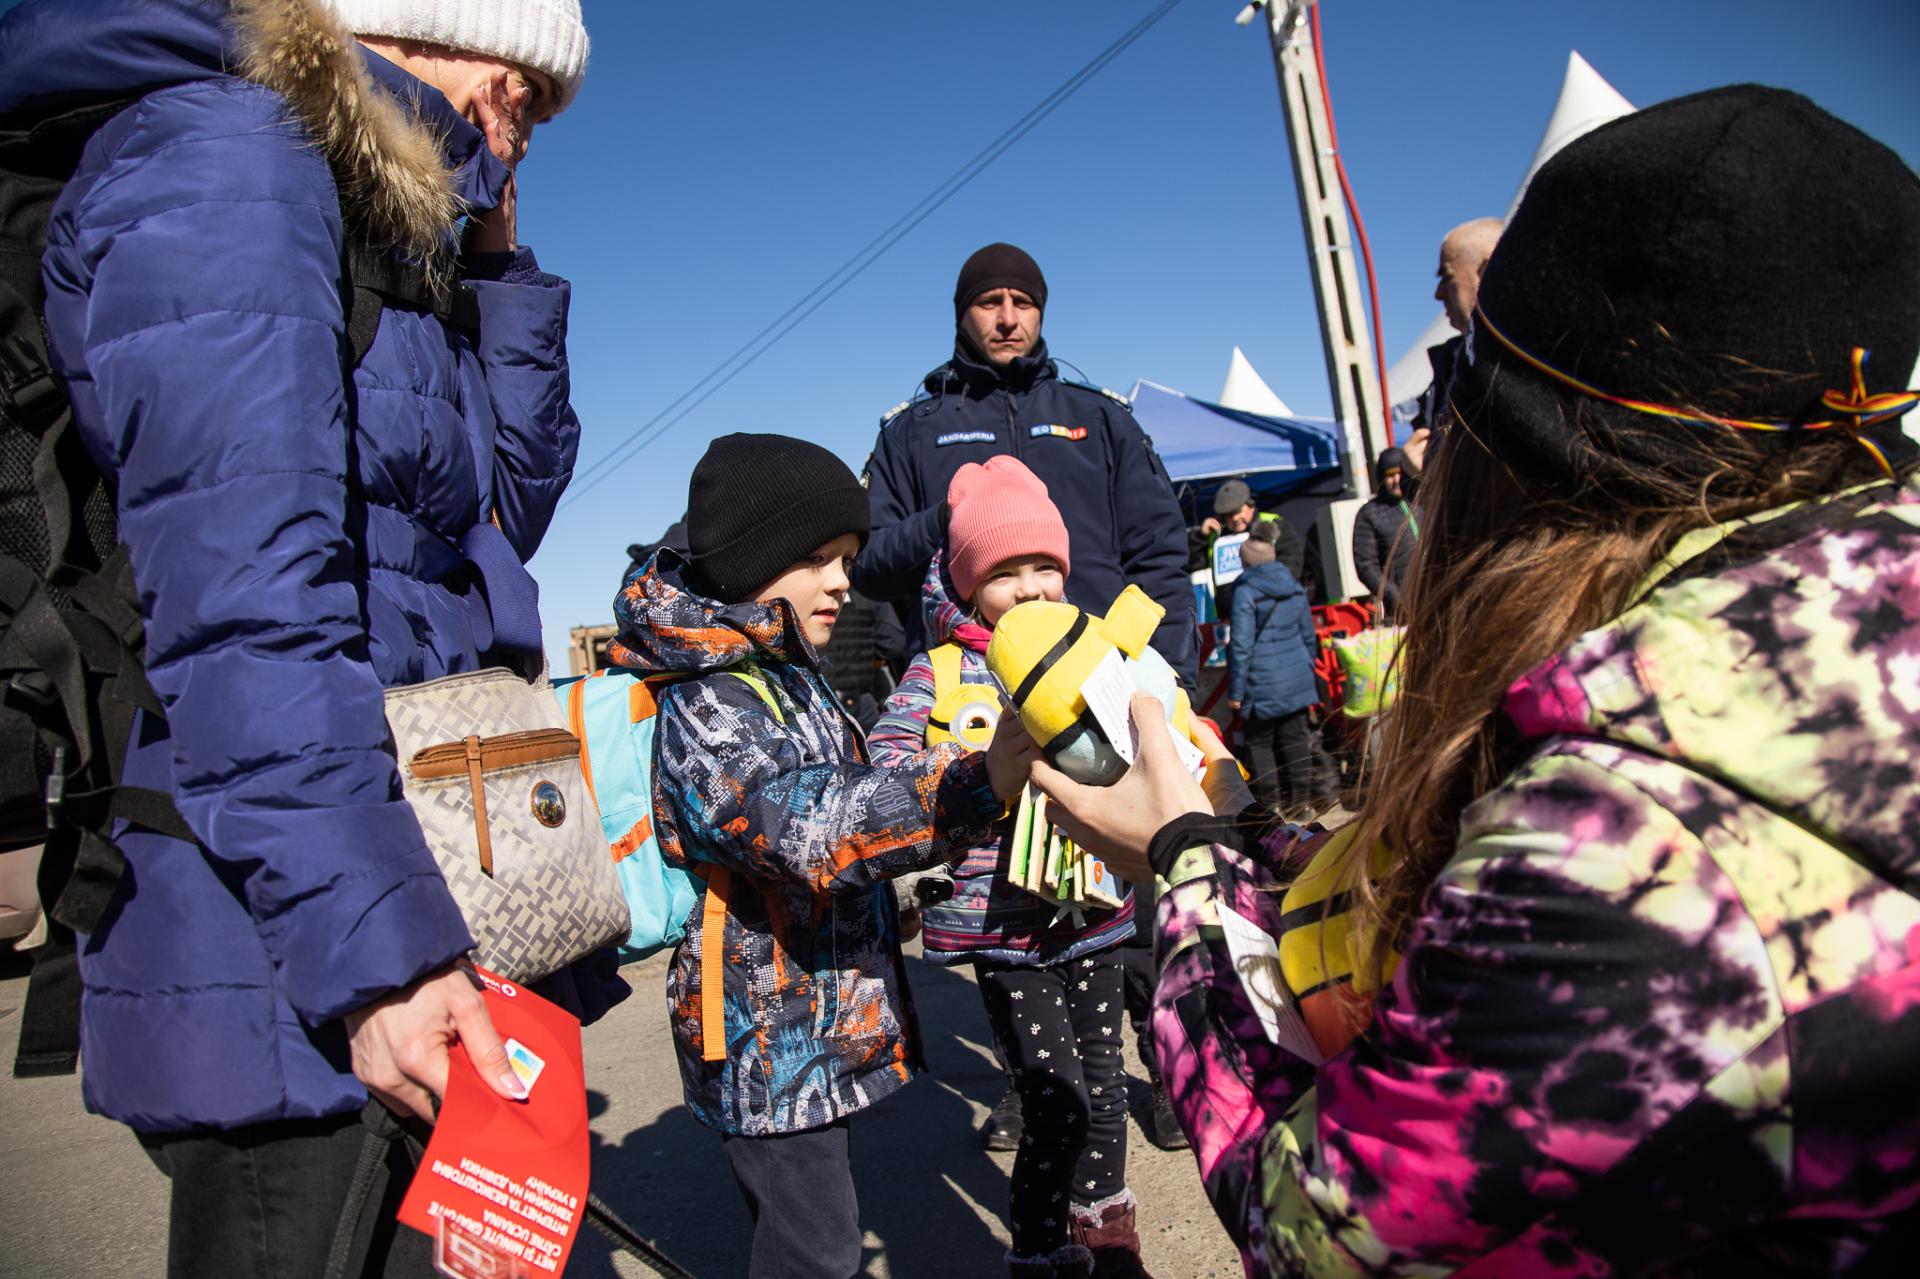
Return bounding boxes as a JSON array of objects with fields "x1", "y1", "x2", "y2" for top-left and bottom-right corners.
[{"x1": 951, "y1": 621, "x2": 994, "y2": 654}]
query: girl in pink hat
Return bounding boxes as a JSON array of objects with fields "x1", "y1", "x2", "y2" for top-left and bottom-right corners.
[{"x1": 870, "y1": 456, "x2": 1152, "y2": 1279}]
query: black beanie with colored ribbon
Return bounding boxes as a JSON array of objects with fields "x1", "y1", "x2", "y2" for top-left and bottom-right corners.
[{"x1": 1449, "y1": 85, "x2": 1920, "y2": 504}]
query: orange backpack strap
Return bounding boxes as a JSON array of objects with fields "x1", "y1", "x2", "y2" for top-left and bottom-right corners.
[
  {"x1": 689, "y1": 667, "x2": 784, "y2": 1063},
  {"x1": 566, "y1": 676, "x2": 597, "y2": 800},
  {"x1": 700, "y1": 865, "x2": 732, "y2": 1062}
]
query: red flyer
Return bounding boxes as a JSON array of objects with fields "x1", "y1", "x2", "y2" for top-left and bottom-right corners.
[{"x1": 397, "y1": 968, "x2": 591, "y2": 1278}]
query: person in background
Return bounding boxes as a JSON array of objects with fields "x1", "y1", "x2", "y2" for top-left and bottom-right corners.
[
  {"x1": 817, "y1": 590, "x2": 899, "y2": 731},
  {"x1": 1350, "y1": 447, "x2": 1418, "y2": 615},
  {"x1": 1226, "y1": 533, "x2": 1322, "y2": 818},
  {"x1": 1033, "y1": 85, "x2": 1920, "y2": 1278},
  {"x1": 854, "y1": 240, "x2": 1198, "y2": 1160},
  {"x1": 855, "y1": 243, "x2": 1196, "y2": 687},
  {"x1": 628, "y1": 517, "x2": 690, "y2": 577},
  {"x1": 4, "y1": 0, "x2": 602, "y2": 1273},
  {"x1": 1410, "y1": 217, "x2": 1505, "y2": 447},
  {"x1": 870, "y1": 456, "x2": 1151, "y2": 1279},
  {"x1": 1194, "y1": 478, "x2": 1305, "y2": 583}
]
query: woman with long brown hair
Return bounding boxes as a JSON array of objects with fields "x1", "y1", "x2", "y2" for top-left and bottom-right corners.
[{"x1": 1035, "y1": 85, "x2": 1920, "y2": 1277}]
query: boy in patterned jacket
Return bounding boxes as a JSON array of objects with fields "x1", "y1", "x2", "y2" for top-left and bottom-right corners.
[{"x1": 606, "y1": 433, "x2": 1034, "y2": 1278}]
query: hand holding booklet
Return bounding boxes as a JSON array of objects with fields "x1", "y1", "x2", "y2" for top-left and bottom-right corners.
[
  {"x1": 397, "y1": 968, "x2": 590, "y2": 1277},
  {"x1": 1078, "y1": 648, "x2": 1207, "y2": 781}
]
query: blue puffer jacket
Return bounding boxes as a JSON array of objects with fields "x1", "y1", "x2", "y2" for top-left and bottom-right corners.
[
  {"x1": 1, "y1": 0, "x2": 587, "y2": 1132},
  {"x1": 855, "y1": 340, "x2": 1198, "y2": 686},
  {"x1": 1227, "y1": 561, "x2": 1320, "y2": 721}
]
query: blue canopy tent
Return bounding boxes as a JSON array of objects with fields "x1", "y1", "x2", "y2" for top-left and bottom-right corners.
[{"x1": 1126, "y1": 380, "x2": 1346, "y2": 523}]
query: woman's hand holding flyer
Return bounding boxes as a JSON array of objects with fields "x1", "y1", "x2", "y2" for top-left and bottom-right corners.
[{"x1": 1030, "y1": 692, "x2": 1210, "y2": 883}]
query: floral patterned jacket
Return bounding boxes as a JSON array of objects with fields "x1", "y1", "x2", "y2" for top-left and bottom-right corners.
[
  {"x1": 608, "y1": 552, "x2": 999, "y2": 1136},
  {"x1": 867, "y1": 553, "x2": 1135, "y2": 966},
  {"x1": 1153, "y1": 478, "x2": 1920, "y2": 1276}
]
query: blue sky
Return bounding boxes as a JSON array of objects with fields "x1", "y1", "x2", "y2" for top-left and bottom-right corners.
[{"x1": 441, "y1": 4, "x2": 1920, "y2": 664}]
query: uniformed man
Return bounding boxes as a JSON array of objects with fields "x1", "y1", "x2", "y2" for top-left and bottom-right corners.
[{"x1": 854, "y1": 243, "x2": 1196, "y2": 686}]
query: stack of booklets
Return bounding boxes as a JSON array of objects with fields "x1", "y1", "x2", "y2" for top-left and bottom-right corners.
[{"x1": 1006, "y1": 784, "x2": 1127, "y2": 915}]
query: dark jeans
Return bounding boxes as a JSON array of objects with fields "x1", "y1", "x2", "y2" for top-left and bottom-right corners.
[
  {"x1": 1244, "y1": 708, "x2": 1314, "y2": 813},
  {"x1": 978, "y1": 952, "x2": 1129, "y2": 1256},
  {"x1": 138, "y1": 1111, "x2": 432, "y2": 1279},
  {"x1": 722, "y1": 1118, "x2": 861, "y2": 1279}
]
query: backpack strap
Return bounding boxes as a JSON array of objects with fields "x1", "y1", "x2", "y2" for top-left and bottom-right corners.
[
  {"x1": 924, "y1": 641, "x2": 964, "y2": 740},
  {"x1": 566, "y1": 675, "x2": 597, "y2": 800},
  {"x1": 928, "y1": 642, "x2": 962, "y2": 704},
  {"x1": 723, "y1": 664, "x2": 784, "y2": 721},
  {"x1": 696, "y1": 663, "x2": 785, "y2": 1064},
  {"x1": 698, "y1": 864, "x2": 731, "y2": 1063},
  {"x1": 340, "y1": 244, "x2": 479, "y2": 369}
]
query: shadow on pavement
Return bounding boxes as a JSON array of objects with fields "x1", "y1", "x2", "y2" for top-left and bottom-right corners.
[{"x1": 574, "y1": 952, "x2": 1015, "y2": 1278}]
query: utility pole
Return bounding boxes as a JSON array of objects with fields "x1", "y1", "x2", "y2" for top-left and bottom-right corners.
[{"x1": 1242, "y1": 0, "x2": 1387, "y2": 601}]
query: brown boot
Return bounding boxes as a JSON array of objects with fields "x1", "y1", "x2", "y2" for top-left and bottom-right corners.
[
  {"x1": 1069, "y1": 1191, "x2": 1154, "y2": 1279},
  {"x1": 1008, "y1": 1244, "x2": 1094, "y2": 1279}
]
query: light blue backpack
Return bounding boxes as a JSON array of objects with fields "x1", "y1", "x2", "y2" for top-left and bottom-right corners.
[{"x1": 555, "y1": 664, "x2": 781, "y2": 964}]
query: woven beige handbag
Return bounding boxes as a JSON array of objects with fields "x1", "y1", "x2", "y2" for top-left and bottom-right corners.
[{"x1": 384, "y1": 667, "x2": 630, "y2": 983}]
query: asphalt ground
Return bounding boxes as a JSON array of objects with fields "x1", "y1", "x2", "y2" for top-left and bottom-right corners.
[{"x1": 2, "y1": 942, "x2": 1243, "y2": 1277}]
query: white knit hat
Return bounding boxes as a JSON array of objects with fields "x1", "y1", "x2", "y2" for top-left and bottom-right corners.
[{"x1": 329, "y1": 0, "x2": 591, "y2": 112}]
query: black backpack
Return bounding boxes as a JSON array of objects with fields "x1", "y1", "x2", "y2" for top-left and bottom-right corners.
[{"x1": 0, "y1": 94, "x2": 475, "y2": 1077}]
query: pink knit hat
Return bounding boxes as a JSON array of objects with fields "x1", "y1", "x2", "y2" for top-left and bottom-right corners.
[{"x1": 945, "y1": 456, "x2": 1071, "y2": 601}]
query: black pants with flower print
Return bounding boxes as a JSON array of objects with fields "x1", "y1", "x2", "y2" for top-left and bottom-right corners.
[{"x1": 977, "y1": 950, "x2": 1129, "y2": 1257}]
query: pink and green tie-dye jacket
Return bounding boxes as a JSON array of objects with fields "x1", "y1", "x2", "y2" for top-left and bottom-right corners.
[{"x1": 1153, "y1": 478, "x2": 1920, "y2": 1276}]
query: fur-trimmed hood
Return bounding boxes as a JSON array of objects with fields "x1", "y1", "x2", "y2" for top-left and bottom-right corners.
[{"x1": 0, "y1": 0, "x2": 505, "y2": 261}]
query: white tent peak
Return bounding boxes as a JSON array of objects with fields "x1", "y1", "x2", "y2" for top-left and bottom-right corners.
[
  {"x1": 1386, "y1": 51, "x2": 1635, "y2": 409},
  {"x1": 1217, "y1": 346, "x2": 1293, "y2": 417},
  {"x1": 1508, "y1": 52, "x2": 1636, "y2": 221}
]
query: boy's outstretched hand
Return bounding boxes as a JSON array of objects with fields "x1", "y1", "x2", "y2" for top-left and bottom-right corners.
[
  {"x1": 984, "y1": 711, "x2": 1041, "y2": 802},
  {"x1": 1031, "y1": 693, "x2": 1210, "y2": 884}
]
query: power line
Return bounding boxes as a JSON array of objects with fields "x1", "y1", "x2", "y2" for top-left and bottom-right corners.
[{"x1": 559, "y1": 0, "x2": 1188, "y2": 509}]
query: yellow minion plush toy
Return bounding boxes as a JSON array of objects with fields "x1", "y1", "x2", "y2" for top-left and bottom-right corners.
[
  {"x1": 987, "y1": 584, "x2": 1193, "y2": 785},
  {"x1": 924, "y1": 643, "x2": 1001, "y2": 749}
]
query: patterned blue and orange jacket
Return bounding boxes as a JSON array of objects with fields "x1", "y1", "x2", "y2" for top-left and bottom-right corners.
[
  {"x1": 1152, "y1": 478, "x2": 1920, "y2": 1276},
  {"x1": 869, "y1": 554, "x2": 1134, "y2": 966},
  {"x1": 608, "y1": 552, "x2": 1001, "y2": 1136}
]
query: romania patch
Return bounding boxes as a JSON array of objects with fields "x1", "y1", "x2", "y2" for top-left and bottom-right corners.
[
  {"x1": 1029, "y1": 424, "x2": 1088, "y2": 441},
  {"x1": 937, "y1": 430, "x2": 997, "y2": 446}
]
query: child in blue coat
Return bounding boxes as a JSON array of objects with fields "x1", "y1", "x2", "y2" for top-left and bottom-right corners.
[{"x1": 1227, "y1": 534, "x2": 1322, "y2": 815}]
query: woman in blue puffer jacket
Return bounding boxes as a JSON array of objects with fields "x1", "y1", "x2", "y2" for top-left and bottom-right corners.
[{"x1": 2, "y1": 0, "x2": 609, "y2": 1271}]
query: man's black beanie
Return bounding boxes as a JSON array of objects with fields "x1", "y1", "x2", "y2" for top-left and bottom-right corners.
[
  {"x1": 1450, "y1": 84, "x2": 1920, "y2": 502},
  {"x1": 686, "y1": 434, "x2": 870, "y2": 604},
  {"x1": 954, "y1": 242, "x2": 1048, "y2": 317}
]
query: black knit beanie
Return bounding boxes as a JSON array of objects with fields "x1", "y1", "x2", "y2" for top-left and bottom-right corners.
[
  {"x1": 1449, "y1": 85, "x2": 1920, "y2": 503},
  {"x1": 954, "y1": 243, "x2": 1048, "y2": 317},
  {"x1": 686, "y1": 434, "x2": 871, "y2": 604}
]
